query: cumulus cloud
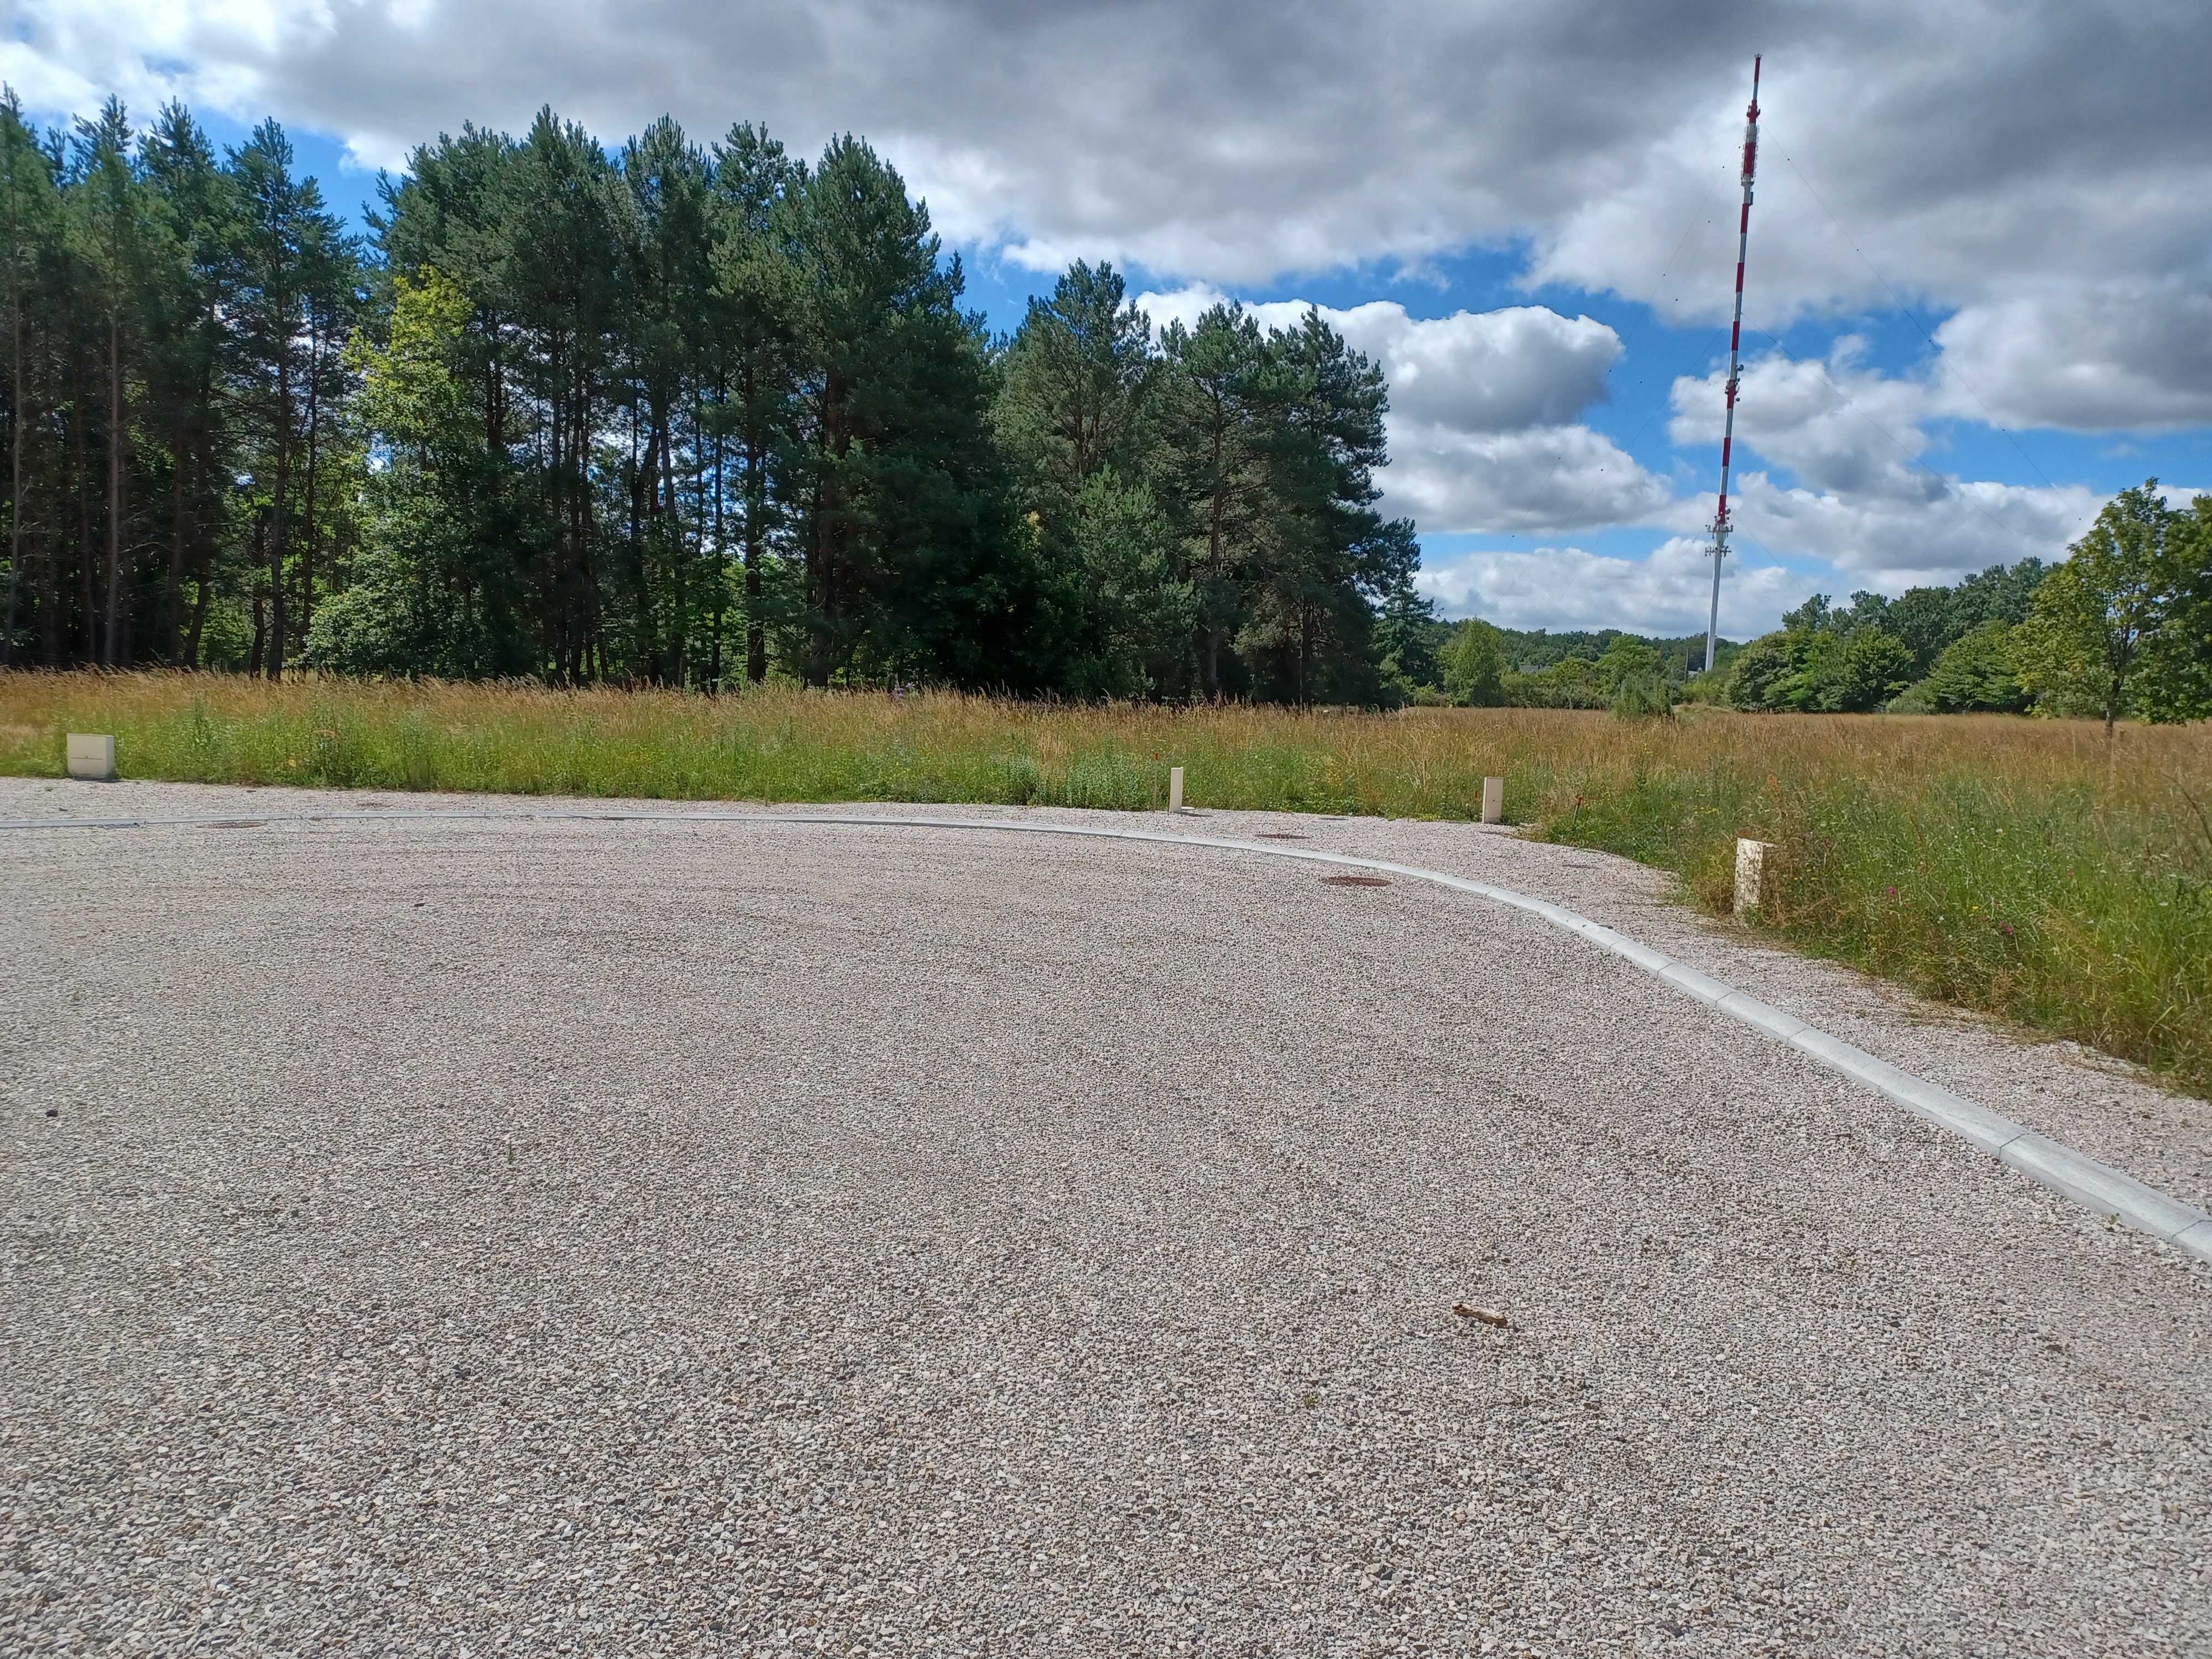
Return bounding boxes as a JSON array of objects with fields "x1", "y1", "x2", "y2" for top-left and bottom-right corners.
[
  {"x1": 1721, "y1": 473, "x2": 2102, "y2": 586},
  {"x1": 1416, "y1": 538, "x2": 1813, "y2": 638},
  {"x1": 1385, "y1": 424, "x2": 1669, "y2": 535},
  {"x1": 1669, "y1": 340, "x2": 1945, "y2": 497},
  {"x1": 12, "y1": 1, "x2": 2210, "y2": 329},
  {"x1": 1139, "y1": 285, "x2": 1665, "y2": 533},
  {"x1": 14, "y1": 0, "x2": 2204, "y2": 620},
  {"x1": 1665, "y1": 345, "x2": 2105, "y2": 579},
  {"x1": 1140, "y1": 288, "x2": 1623, "y2": 432},
  {"x1": 1934, "y1": 285, "x2": 2212, "y2": 432}
]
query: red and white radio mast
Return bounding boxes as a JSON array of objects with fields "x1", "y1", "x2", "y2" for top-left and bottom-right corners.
[{"x1": 1704, "y1": 56, "x2": 1761, "y2": 674}]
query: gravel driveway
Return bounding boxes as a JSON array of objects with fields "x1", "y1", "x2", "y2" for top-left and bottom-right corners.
[{"x1": 3, "y1": 780, "x2": 2207, "y2": 1656}]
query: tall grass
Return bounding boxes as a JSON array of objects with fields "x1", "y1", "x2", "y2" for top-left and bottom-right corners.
[{"x1": 6, "y1": 669, "x2": 2207, "y2": 1096}]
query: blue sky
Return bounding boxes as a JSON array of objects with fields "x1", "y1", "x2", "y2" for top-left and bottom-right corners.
[{"x1": 14, "y1": 0, "x2": 2209, "y2": 639}]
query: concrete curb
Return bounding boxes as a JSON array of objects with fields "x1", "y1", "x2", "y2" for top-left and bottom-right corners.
[{"x1": 9, "y1": 801, "x2": 2209, "y2": 1267}]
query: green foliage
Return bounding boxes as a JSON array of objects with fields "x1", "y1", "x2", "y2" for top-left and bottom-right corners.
[
  {"x1": 1371, "y1": 583, "x2": 1447, "y2": 704},
  {"x1": 1441, "y1": 618, "x2": 1506, "y2": 706},
  {"x1": 0, "y1": 93, "x2": 1432, "y2": 703},
  {"x1": 2143, "y1": 495, "x2": 2212, "y2": 724},
  {"x1": 1829, "y1": 629, "x2": 1918, "y2": 711},
  {"x1": 1594, "y1": 633, "x2": 1661, "y2": 692},
  {"x1": 1591, "y1": 633, "x2": 1668, "y2": 718},
  {"x1": 1608, "y1": 675, "x2": 1673, "y2": 720},
  {"x1": 995, "y1": 274, "x2": 1414, "y2": 703},
  {"x1": 0, "y1": 94, "x2": 363, "y2": 676},
  {"x1": 2015, "y1": 481, "x2": 2208, "y2": 730},
  {"x1": 1924, "y1": 619, "x2": 2029, "y2": 713},
  {"x1": 1733, "y1": 602, "x2": 1944, "y2": 714},
  {"x1": 306, "y1": 269, "x2": 535, "y2": 677},
  {"x1": 1505, "y1": 656, "x2": 1610, "y2": 709}
]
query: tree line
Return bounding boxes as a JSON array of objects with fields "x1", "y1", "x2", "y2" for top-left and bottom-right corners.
[
  {"x1": 0, "y1": 96, "x2": 1419, "y2": 702},
  {"x1": 1719, "y1": 484, "x2": 2210, "y2": 725},
  {"x1": 1411, "y1": 486, "x2": 2209, "y2": 726}
]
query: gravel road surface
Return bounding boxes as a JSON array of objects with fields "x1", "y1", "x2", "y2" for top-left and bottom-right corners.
[{"x1": 3, "y1": 779, "x2": 2207, "y2": 1656}]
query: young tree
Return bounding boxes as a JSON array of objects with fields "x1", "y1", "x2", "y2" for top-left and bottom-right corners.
[
  {"x1": 2136, "y1": 493, "x2": 2212, "y2": 725},
  {"x1": 309, "y1": 269, "x2": 533, "y2": 676},
  {"x1": 1925, "y1": 619, "x2": 2029, "y2": 713},
  {"x1": 2015, "y1": 482, "x2": 2177, "y2": 732},
  {"x1": 1441, "y1": 618, "x2": 1506, "y2": 706}
]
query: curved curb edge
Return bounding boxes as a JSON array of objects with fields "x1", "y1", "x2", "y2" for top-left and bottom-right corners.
[{"x1": 9, "y1": 801, "x2": 2209, "y2": 1267}]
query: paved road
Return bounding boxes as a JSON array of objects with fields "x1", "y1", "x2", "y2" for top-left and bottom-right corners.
[{"x1": 3, "y1": 783, "x2": 2206, "y2": 1656}]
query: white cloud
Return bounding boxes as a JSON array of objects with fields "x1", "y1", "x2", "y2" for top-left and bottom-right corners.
[
  {"x1": 1666, "y1": 345, "x2": 2105, "y2": 577},
  {"x1": 1416, "y1": 538, "x2": 1813, "y2": 638},
  {"x1": 1139, "y1": 287, "x2": 1623, "y2": 432},
  {"x1": 1138, "y1": 285, "x2": 1665, "y2": 534},
  {"x1": 13, "y1": 0, "x2": 2209, "y2": 333},
  {"x1": 12, "y1": 0, "x2": 2204, "y2": 611},
  {"x1": 1934, "y1": 284, "x2": 2212, "y2": 432},
  {"x1": 1669, "y1": 340, "x2": 1945, "y2": 498},
  {"x1": 1723, "y1": 472, "x2": 2101, "y2": 586},
  {"x1": 1385, "y1": 422, "x2": 1669, "y2": 535}
]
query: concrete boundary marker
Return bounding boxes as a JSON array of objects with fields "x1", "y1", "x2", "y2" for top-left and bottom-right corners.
[{"x1": 8, "y1": 801, "x2": 2209, "y2": 1267}]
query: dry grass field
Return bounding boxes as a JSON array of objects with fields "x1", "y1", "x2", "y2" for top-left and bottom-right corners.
[{"x1": 4, "y1": 669, "x2": 2207, "y2": 1096}]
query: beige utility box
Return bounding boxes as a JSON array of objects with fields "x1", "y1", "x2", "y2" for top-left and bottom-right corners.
[
  {"x1": 66, "y1": 733, "x2": 117, "y2": 781},
  {"x1": 1480, "y1": 776, "x2": 1504, "y2": 824}
]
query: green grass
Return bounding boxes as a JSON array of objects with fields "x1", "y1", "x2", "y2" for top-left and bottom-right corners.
[{"x1": 6, "y1": 669, "x2": 2208, "y2": 1098}]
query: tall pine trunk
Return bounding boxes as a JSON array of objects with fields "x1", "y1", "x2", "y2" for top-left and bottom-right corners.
[
  {"x1": 743, "y1": 362, "x2": 765, "y2": 684},
  {"x1": 300, "y1": 319, "x2": 322, "y2": 646},
  {"x1": 161, "y1": 414, "x2": 185, "y2": 659},
  {"x1": 708, "y1": 378, "x2": 725, "y2": 689},
  {"x1": 3, "y1": 282, "x2": 21, "y2": 666},
  {"x1": 268, "y1": 345, "x2": 290, "y2": 680},
  {"x1": 74, "y1": 353, "x2": 95, "y2": 662},
  {"x1": 184, "y1": 422, "x2": 214, "y2": 666},
  {"x1": 102, "y1": 307, "x2": 124, "y2": 665}
]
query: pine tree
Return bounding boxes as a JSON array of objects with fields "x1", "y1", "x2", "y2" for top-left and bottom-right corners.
[
  {"x1": 225, "y1": 119, "x2": 357, "y2": 677},
  {"x1": 0, "y1": 93, "x2": 55, "y2": 664},
  {"x1": 709, "y1": 123, "x2": 805, "y2": 686}
]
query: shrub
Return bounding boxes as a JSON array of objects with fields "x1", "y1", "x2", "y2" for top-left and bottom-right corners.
[
  {"x1": 1441, "y1": 620, "x2": 1506, "y2": 706},
  {"x1": 1926, "y1": 620, "x2": 2029, "y2": 713}
]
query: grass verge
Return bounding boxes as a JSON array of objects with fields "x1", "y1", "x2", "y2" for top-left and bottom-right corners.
[{"x1": 6, "y1": 670, "x2": 2208, "y2": 1097}]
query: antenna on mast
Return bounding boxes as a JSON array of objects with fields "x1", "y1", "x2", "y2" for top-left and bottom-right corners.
[{"x1": 1704, "y1": 55, "x2": 1761, "y2": 675}]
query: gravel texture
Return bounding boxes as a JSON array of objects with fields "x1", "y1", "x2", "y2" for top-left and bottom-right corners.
[{"x1": 3, "y1": 778, "x2": 2209, "y2": 1656}]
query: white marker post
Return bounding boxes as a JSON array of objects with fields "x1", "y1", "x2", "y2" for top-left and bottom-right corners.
[
  {"x1": 1167, "y1": 766, "x2": 1185, "y2": 813},
  {"x1": 66, "y1": 734, "x2": 117, "y2": 781},
  {"x1": 1735, "y1": 838, "x2": 1773, "y2": 919},
  {"x1": 1480, "y1": 776, "x2": 1504, "y2": 825}
]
